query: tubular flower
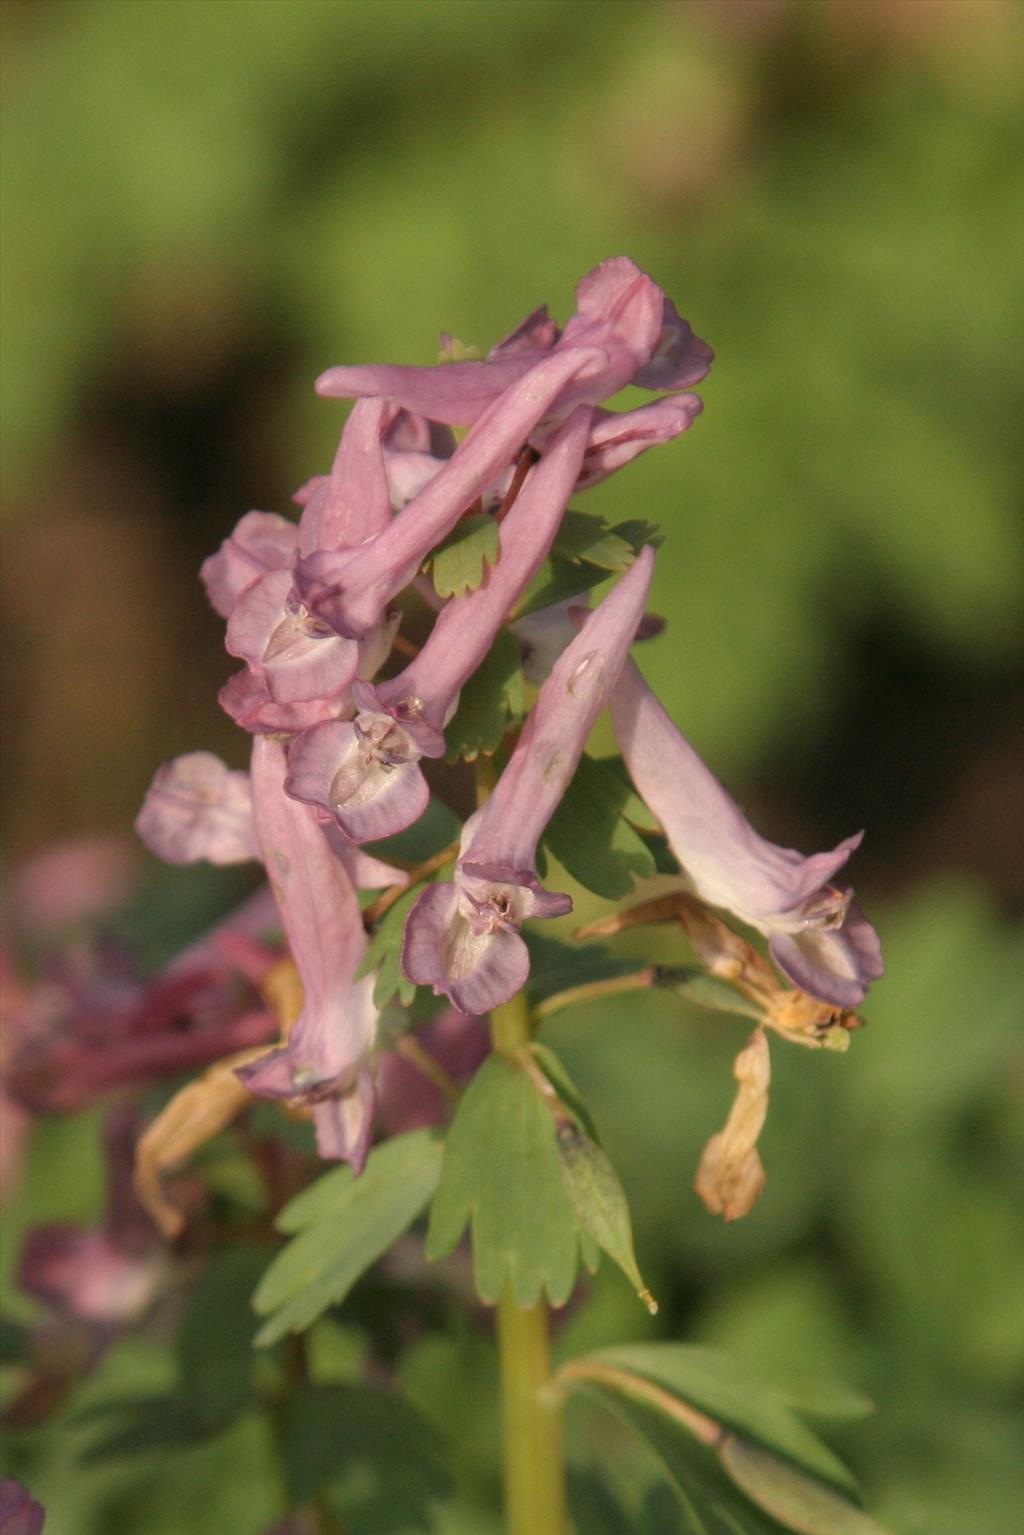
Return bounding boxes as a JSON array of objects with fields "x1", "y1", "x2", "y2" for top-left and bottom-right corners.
[
  {"x1": 284, "y1": 406, "x2": 594, "y2": 843},
  {"x1": 235, "y1": 737, "x2": 379, "y2": 1168},
  {"x1": 316, "y1": 256, "x2": 712, "y2": 430},
  {"x1": 294, "y1": 344, "x2": 606, "y2": 640},
  {"x1": 610, "y1": 660, "x2": 884, "y2": 1009},
  {"x1": 216, "y1": 396, "x2": 401, "y2": 720},
  {"x1": 401, "y1": 546, "x2": 655, "y2": 1013}
]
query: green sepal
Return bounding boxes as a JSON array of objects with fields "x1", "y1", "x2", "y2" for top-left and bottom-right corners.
[
  {"x1": 658, "y1": 967, "x2": 765, "y2": 1021},
  {"x1": 427, "y1": 512, "x2": 499, "y2": 597},
  {"x1": 426, "y1": 1053, "x2": 584, "y2": 1307},
  {"x1": 556, "y1": 1119, "x2": 657, "y2": 1315},
  {"x1": 444, "y1": 626, "x2": 524, "y2": 761},
  {"x1": 542, "y1": 752, "x2": 657, "y2": 899},
  {"x1": 252, "y1": 1130, "x2": 443, "y2": 1344},
  {"x1": 530, "y1": 1041, "x2": 601, "y2": 1142}
]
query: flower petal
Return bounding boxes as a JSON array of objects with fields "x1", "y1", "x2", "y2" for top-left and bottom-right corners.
[
  {"x1": 136, "y1": 752, "x2": 256, "y2": 865},
  {"x1": 400, "y1": 881, "x2": 531, "y2": 1016}
]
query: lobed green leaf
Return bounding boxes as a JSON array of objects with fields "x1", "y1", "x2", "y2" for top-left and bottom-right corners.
[
  {"x1": 253, "y1": 1130, "x2": 443, "y2": 1344},
  {"x1": 444, "y1": 626, "x2": 524, "y2": 761},
  {"x1": 543, "y1": 752, "x2": 657, "y2": 899},
  {"x1": 428, "y1": 512, "x2": 500, "y2": 598},
  {"x1": 426, "y1": 1053, "x2": 583, "y2": 1306}
]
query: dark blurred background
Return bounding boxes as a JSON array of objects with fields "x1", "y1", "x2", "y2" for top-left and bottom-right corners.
[{"x1": 2, "y1": 3, "x2": 1022, "y2": 1533}]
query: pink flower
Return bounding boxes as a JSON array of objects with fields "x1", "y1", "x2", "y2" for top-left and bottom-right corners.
[
  {"x1": 235, "y1": 738, "x2": 379, "y2": 1167},
  {"x1": 316, "y1": 257, "x2": 712, "y2": 429},
  {"x1": 284, "y1": 407, "x2": 594, "y2": 843},
  {"x1": 136, "y1": 752, "x2": 257, "y2": 865},
  {"x1": 610, "y1": 659, "x2": 884, "y2": 1008},
  {"x1": 0, "y1": 1479, "x2": 45, "y2": 1535},
  {"x1": 402, "y1": 547, "x2": 655, "y2": 1013},
  {"x1": 18, "y1": 1109, "x2": 164, "y2": 1334}
]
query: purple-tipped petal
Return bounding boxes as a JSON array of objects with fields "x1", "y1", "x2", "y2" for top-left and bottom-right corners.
[
  {"x1": 313, "y1": 1068, "x2": 375, "y2": 1169},
  {"x1": 400, "y1": 881, "x2": 531, "y2": 1016},
  {"x1": 611, "y1": 660, "x2": 883, "y2": 1005},
  {"x1": 577, "y1": 397, "x2": 703, "y2": 488},
  {"x1": 489, "y1": 304, "x2": 560, "y2": 360},
  {"x1": 226, "y1": 569, "x2": 359, "y2": 703},
  {"x1": 135, "y1": 753, "x2": 256, "y2": 865},
  {"x1": 200, "y1": 511, "x2": 298, "y2": 620},
  {"x1": 633, "y1": 296, "x2": 715, "y2": 391},
  {"x1": 769, "y1": 901, "x2": 885, "y2": 1010},
  {"x1": 285, "y1": 717, "x2": 430, "y2": 844}
]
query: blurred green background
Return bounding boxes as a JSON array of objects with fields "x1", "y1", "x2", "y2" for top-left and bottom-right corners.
[{"x1": 2, "y1": 2, "x2": 1022, "y2": 1532}]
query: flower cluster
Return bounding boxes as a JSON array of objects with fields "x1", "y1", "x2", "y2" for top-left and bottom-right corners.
[{"x1": 135, "y1": 256, "x2": 882, "y2": 1226}]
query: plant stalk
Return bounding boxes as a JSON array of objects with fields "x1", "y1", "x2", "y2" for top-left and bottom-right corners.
[{"x1": 491, "y1": 990, "x2": 568, "y2": 1535}]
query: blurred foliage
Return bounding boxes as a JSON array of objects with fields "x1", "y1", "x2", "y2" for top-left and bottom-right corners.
[{"x1": 2, "y1": 1, "x2": 1022, "y2": 1532}]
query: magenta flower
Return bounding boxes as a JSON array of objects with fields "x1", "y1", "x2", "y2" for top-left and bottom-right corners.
[
  {"x1": 610, "y1": 660, "x2": 884, "y2": 1008},
  {"x1": 401, "y1": 546, "x2": 655, "y2": 1013},
  {"x1": 4, "y1": 883, "x2": 282, "y2": 1116},
  {"x1": 18, "y1": 1108, "x2": 164, "y2": 1334},
  {"x1": 236, "y1": 738, "x2": 379, "y2": 1168},
  {"x1": 0, "y1": 1480, "x2": 45, "y2": 1535},
  {"x1": 316, "y1": 256, "x2": 713, "y2": 429},
  {"x1": 284, "y1": 406, "x2": 594, "y2": 843},
  {"x1": 135, "y1": 752, "x2": 257, "y2": 865}
]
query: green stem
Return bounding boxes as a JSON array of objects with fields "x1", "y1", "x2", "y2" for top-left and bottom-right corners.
[{"x1": 491, "y1": 991, "x2": 568, "y2": 1535}]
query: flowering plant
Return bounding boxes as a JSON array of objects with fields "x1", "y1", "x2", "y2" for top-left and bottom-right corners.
[{"x1": 5, "y1": 259, "x2": 890, "y2": 1535}]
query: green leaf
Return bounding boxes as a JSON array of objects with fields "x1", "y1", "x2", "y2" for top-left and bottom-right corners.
[
  {"x1": 426, "y1": 1054, "x2": 583, "y2": 1306},
  {"x1": 363, "y1": 794, "x2": 461, "y2": 867},
  {"x1": 572, "y1": 1381, "x2": 794, "y2": 1534},
  {"x1": 557, "y1": 1119, "x2": 657, "y2": 1315},
  {"x1": 543, "y1": 753, "x2": 657, "y2": 899},
  {"x1": 428, "y1": 512, "x2": 499, "y2": 598},
  {"x1": 0, "y1": 1314, "x2": 29, "y2": 1363},
  {"x1": 444, "y1": 626, "x2": 524, "y2": 761},
  {"x1": 597, "y1": 754, "x2": 663, "y2": 833},
  {"x1": 659, "y1": 967, "x2": 765, "y2": 1021},
  {"x1": 253, "y1": 1130, "x2": 443, "y2": 1344},
  {"x1": 357, "y1": 882, "x2": 424, "y2": 1009},
  {"x1": 287, "y1": 1383, "x2": 451, "y2": 1532},
  {"x1": 177, "y1": 1248, "x2": 266, "y2": 1428},
  {"x1": 76, "y1": 1396, "x2": 208, "y2": 1461},
  {"x1": 525, "y1": 931, "x2": 643, "y2": 1003},
  {"x1": 578, "y1": 1345, "x2": 861, "y2": 1496},
  {"x1": 530, "y1": 1041, "x2": 601, "y2": 1142},
  {"x1": 514, "y1": 554, "x2": 615, "y2": 618},
  {"x1": 721, "y1": 1437, "x2": 894, "y2": 1535},
  {"x1": 553, "y1": 509, "x2": 636, "y2": 571}
]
